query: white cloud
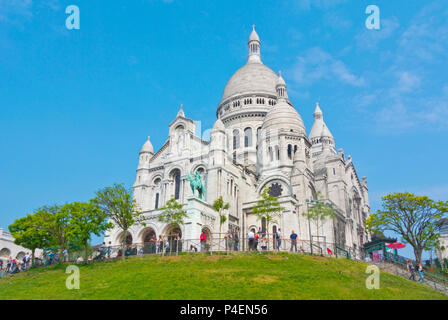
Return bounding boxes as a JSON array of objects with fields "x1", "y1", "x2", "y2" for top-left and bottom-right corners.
[
  {"x1": 392, "y1": 71, "x2": 421, "y2": 96},
  {"x1": 291, "y1": 47, "x2": 365, "y2": 87},
  {"x1": 351, "y1": 2, "x2": 448, "y2": 133},
  {"x1": 295, "y1": 0, "x2": 348, "y2": 10},
  {"x1": 0, "y1": 0, "x2": 33, "y2": 25}
]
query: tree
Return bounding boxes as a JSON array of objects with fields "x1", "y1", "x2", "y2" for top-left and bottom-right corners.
[
  {"x1": 8, "y1": 213, "x2": 53, "y2": 266},
  {"x1": 91, "y1": 183, "x2": 146, "y2": 258},
  {"x1": 213, "y1": 196, "x2": 230, "y2": 251},
  {"x1": 35, "y1": 205, "x2": 71, "y2": 263},
  {"x1": 158, "y1": 198, "x2": 188, "y2": 248},
  {"x1": 252, "y1": 188, "x2": 285, "y2": 250},
  {"x1": 365, "y1": 192, "x2": 448, "y2": 263},
  {"x1": 304, "y1": 194, "x2": 336, "y2": 248},
  {"x1": 66, "y1": 201, "x2": 112, "y2": 261}
]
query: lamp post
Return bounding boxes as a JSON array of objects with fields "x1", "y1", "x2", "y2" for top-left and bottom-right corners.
[
  {"x1": 306, "y1": 198, "x2": 334, "y2": 256},
  {"x1": 306, "y1": 199, "x2": 316, "y2": 255}
]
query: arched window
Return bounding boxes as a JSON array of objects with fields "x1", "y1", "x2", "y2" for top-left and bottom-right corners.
[
  {"x1": 269, "y1": 147, "x2": 273, "y2": 162},
  {"x1": 233, "y1": 129, "x2": 240, "y2": 149},
  {"x1": 171, "y1": 169, "x2": 181, "y2": 200},
  {"x1": 287, "y1": 144, "x2": 292, "y2": 160},
  {"x1": 257, "y1": 127, "x2": 261, "y2": 144},
  {"x1": 294, "y1": 145, "x2": 298, "y2": 154},
  {"x1": 244, "y1": 127, "x2": 252, "y2": 147},
  {"x1": 275, "y1": 146, "x2": 280, "y2": 160},
  {"x1": 155, "y1": 193, "x2": 160, "y2": 209}
]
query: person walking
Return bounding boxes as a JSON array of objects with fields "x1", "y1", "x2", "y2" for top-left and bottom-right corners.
[
  {"x1": 276, "y1": 228, "x2": 282, "y2": 251},
  {"x1": 417, "y1": 262, "x2": 424, "y2": 283},
  {"x1": 407, "y1": 259, "x2": 416, "y2": 281},
  {"x1": 247, "y1": 229, "x2": 255, "y2": 251},
  {"x1": 290, "y1": 230, "x2": 298, "y2": 252}
]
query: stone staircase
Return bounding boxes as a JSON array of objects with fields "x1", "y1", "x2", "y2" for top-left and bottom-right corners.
[{"x1": 371, "y1": 261, "x2": 448, "y2": 295}]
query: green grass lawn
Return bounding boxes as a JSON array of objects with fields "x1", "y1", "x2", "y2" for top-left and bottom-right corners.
[{"x1": 0, "y1": 253, "x2": 446, "y2": 300}]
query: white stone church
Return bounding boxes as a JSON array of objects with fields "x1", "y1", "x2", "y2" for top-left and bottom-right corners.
[{"x1": 104, "y1": 27, "x2": 371, "y2": 254}]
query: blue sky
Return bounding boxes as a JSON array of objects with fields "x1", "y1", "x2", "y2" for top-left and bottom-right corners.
[{"x1": 1, "y1": 0, "x2": 447, "y2": 259}]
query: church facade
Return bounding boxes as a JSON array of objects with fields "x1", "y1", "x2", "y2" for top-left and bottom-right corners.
[{"x1": 104, "y1": 27, "x2": 371, "y2": 255}]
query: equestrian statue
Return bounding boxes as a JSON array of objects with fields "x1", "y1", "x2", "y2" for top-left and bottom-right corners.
[{"x1": 186, "y1": 171, "x2": 206, "y2": 200}]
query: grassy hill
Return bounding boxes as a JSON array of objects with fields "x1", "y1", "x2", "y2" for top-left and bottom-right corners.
[{"x1": 0, "y1": 253, "x2": 446, "y2": 300}]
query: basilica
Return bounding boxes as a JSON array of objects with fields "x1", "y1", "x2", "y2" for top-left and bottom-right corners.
[{"x1": 104, "y1": 27, "x2": 371, "y2": 255}]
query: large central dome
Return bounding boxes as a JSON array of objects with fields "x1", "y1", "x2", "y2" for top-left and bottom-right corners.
[
  {"x1": 219, "y1": 26, "x2": 279, "y2": 108},
  {"x1": 221, "y1": 62, "x2": 278, "y2": 103}
]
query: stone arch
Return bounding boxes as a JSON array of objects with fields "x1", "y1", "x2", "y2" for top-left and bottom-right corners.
[
  {"x1": 308, "y1": 183, "x2": 318, "y2": 200},
  {"x1": 248, "y1": 225, "x2": 257, "y2": 233},
  {"x1": 138, "y1": 226, "x2": 158, "y2": 244},
  {"x1": 151, "y1": 173, "x2": 163, "y2": 185},
  {"x1": 162, "y1": 224, "x2": 183, "y2": 239},
  {"x1": 169, "y1": 168, "x2": 182, "y2": 200},
  {"x1": 256, "y1": 175, "x2": 292, "y2": 196},
  {"x1": 192, "y1": 163, "x2": 207, "y2": 174},
  {"x1": 0, "y1": 248, "x2": 11, "y2": 258},
  {"x1": 175, "y1": 123, "x2": 185, "y2": 131},
  {"x1": 201, "y1": 226, "x2": 212, "y2": 241},
  {"x1": 162, "y1": 223, "x2": 183, "y2": 253},
  {"x1": 115, "y1": 230, "x2": 134, "y2": 246},
  {"x1": 16, "y1": 251, "x2": 26, "y2": 260},
  {"x1": 138, "y1": 226, "x2": 158, "y2": 254}
]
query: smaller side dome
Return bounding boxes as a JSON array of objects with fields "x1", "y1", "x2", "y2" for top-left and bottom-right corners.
[
  {"x1": 262, "y1": 100, "x2": 306, "y2": 134},
  {"x1": 309, "y1": 103, "x2": 334, "y2": 141},
  {"x1": 212, "y1": 118, "x2": 225, "y2": 132},
  {"x1": 140, "y1": 136, "x2": 154, "y2": 154}
]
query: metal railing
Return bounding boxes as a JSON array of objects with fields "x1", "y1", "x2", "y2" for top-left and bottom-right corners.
[{"x1": 375, "y1": 253, "x2": 448, "y2": 290}]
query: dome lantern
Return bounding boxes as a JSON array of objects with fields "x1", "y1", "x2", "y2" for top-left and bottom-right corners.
[
  {"x1": 276, "y1": 71, "x2": 288, "y2": 100},
  {"x1": 248, "y1": 25, "x2": 261, "y2": 63}
]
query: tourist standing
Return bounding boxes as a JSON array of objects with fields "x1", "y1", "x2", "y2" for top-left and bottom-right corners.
[
  {"x1": 407, "y1": 259, "x2": 415, "y2": 281},
  {"x1": 63, "y1": 248, "x2": 69, "y2": 263},
  {"x1": 107, "y1": 241, "x2": 112, "y2": 258},
  {"x1": 225, "y1": 230, "x2": 233, "y2": 252},
  {"x1": 158, "y1": 236, "x2": 164, "y2": 254},
  {"x1": 290, "y1": 230, "x2": 298, "y2": 252},
  {"x1": 233, "y1": 230, "x2": 239, "y2": 251},
  {"x1": 6, "y1": 257, "x2": 11, "y2": 272},
  {"x1": 22, "y1": 253, "x2": 28, "y2": 269},
  {"x1": 254, "y1": 232, "x2": 260, "y2": 251},
  {"x1": 200, "y1": 231, "x2": 207, "y2": 252},
  {"x1": 261, "y1": 237, "x2": 267, "y2": 251},
  {"x1": 248, "y1": 229, "x2": 255, "y2": 251},
  {"x1": 165, "y1": 238, "x2": 171, "y2": 254}
]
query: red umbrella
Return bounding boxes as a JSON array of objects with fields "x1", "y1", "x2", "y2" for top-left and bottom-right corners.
[{"x1": 387, "y1": 242, "x2": 406, "y2": 249}]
